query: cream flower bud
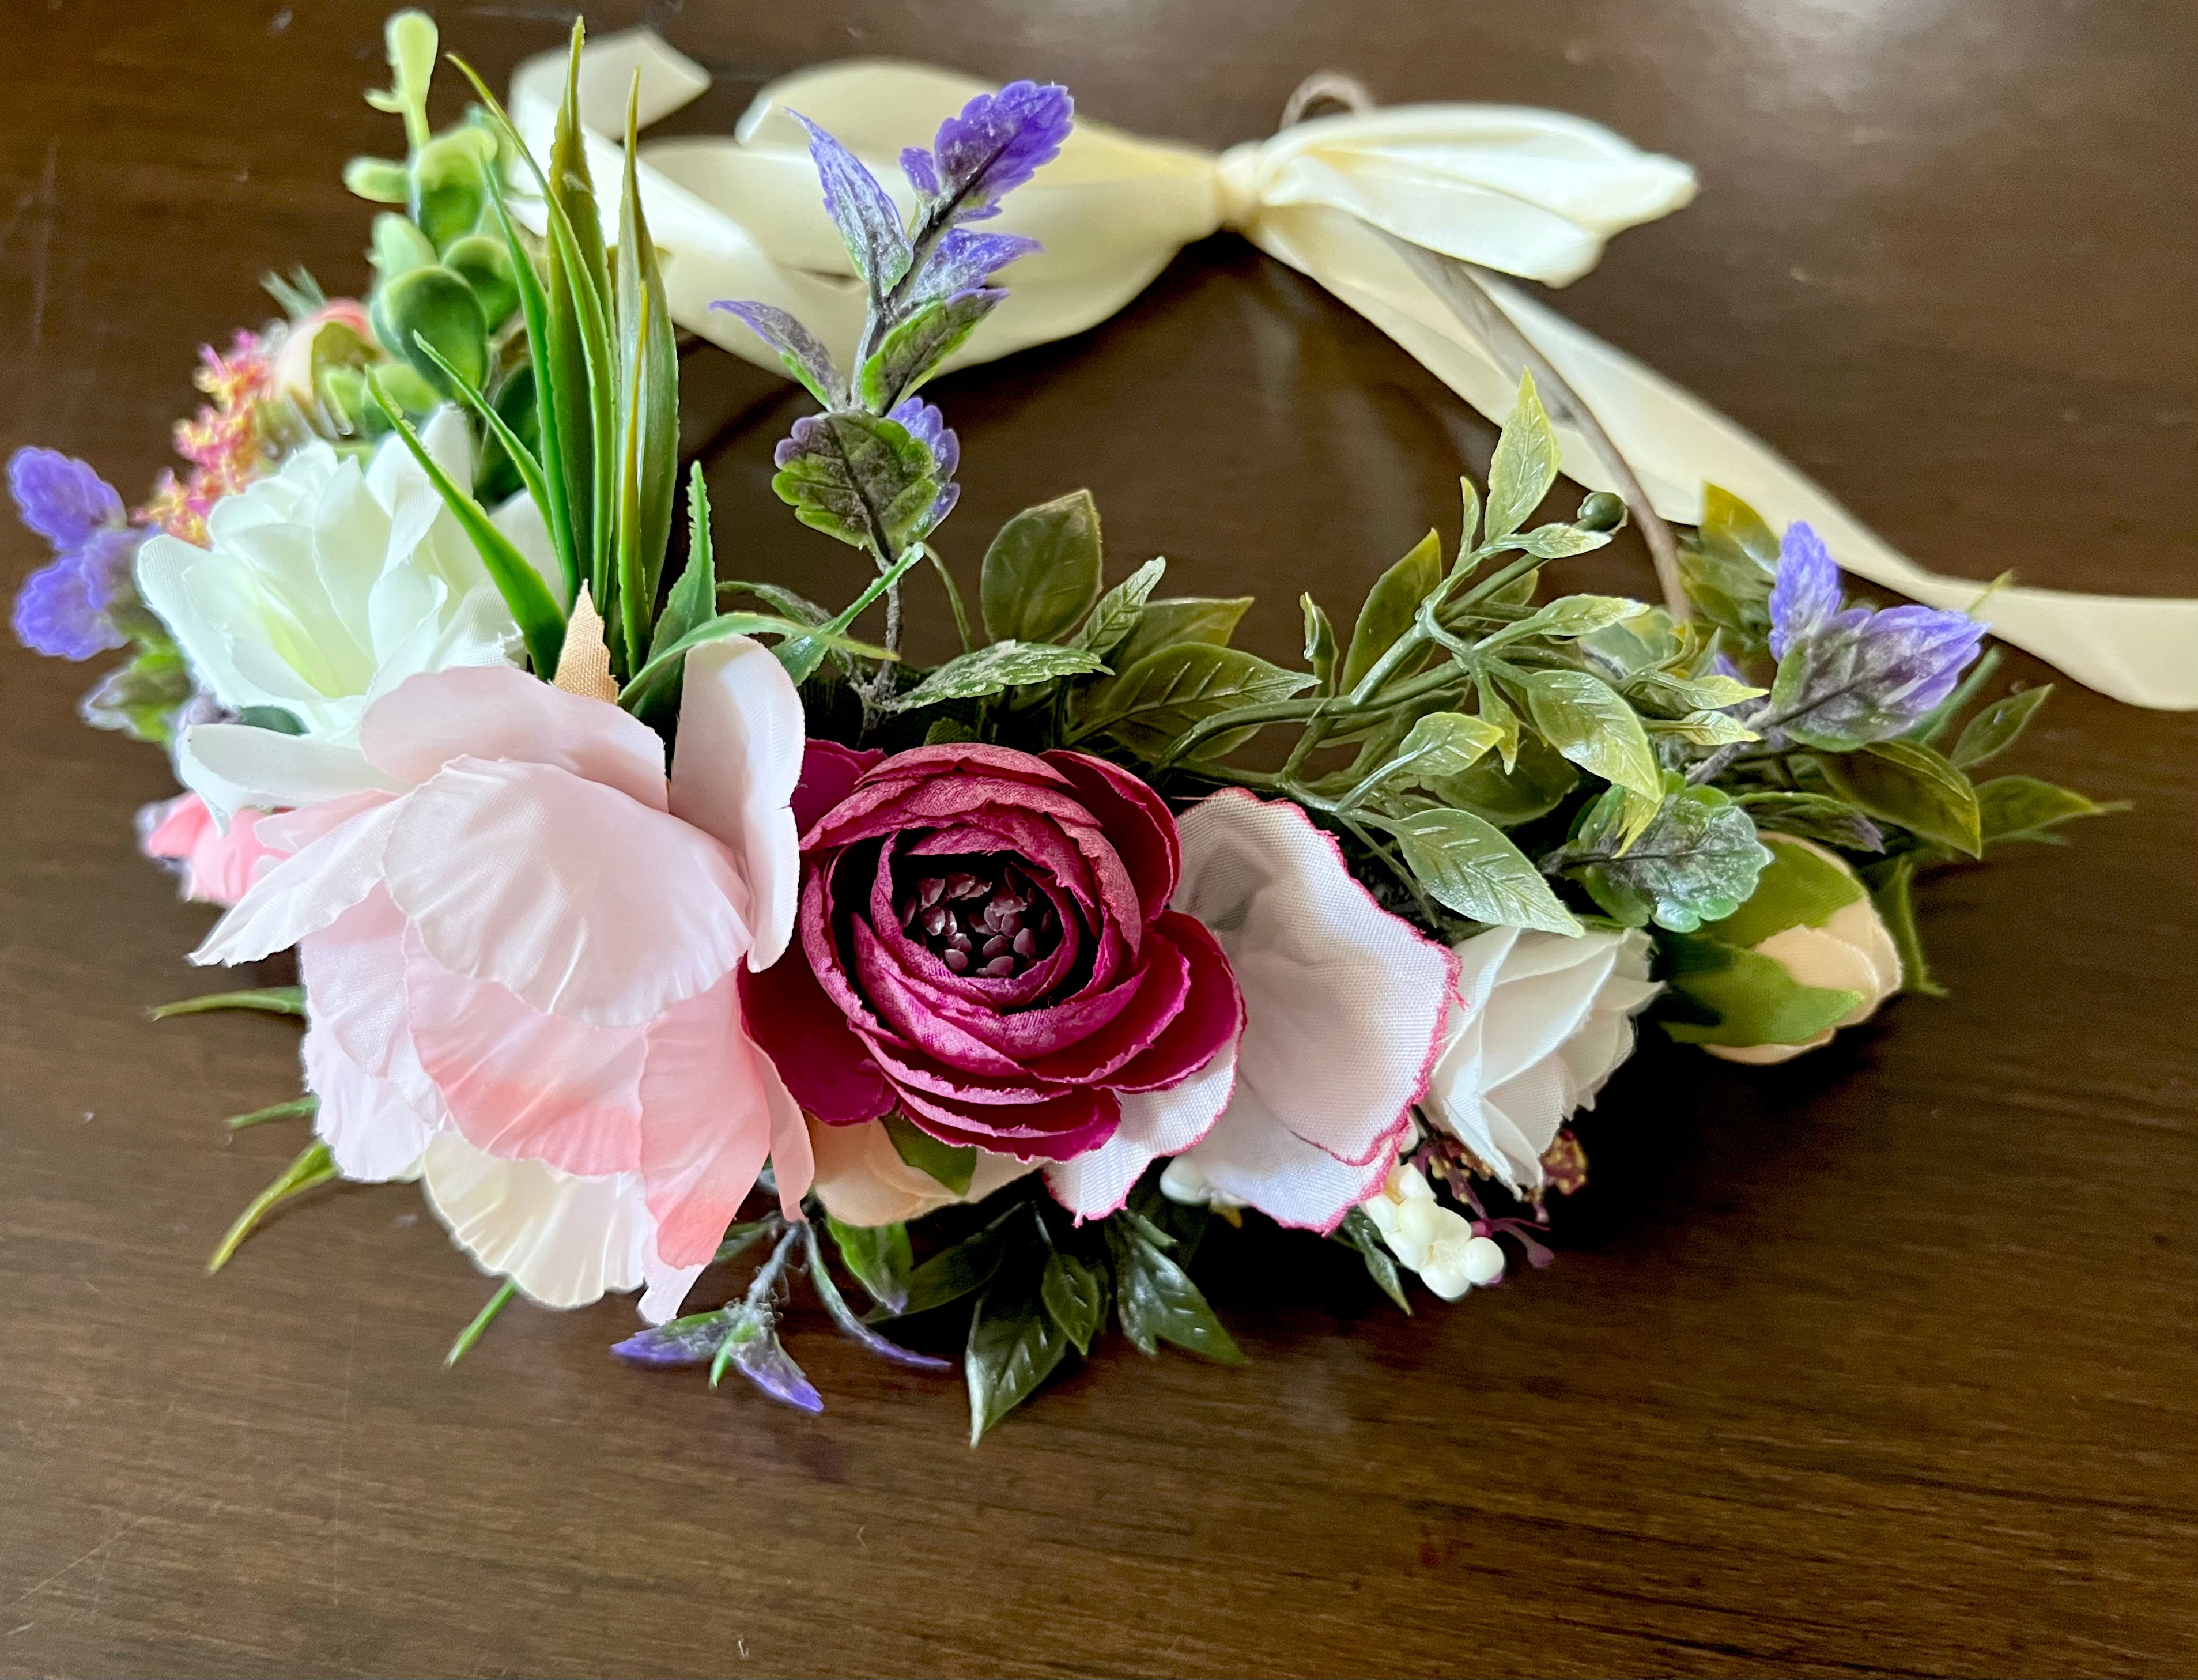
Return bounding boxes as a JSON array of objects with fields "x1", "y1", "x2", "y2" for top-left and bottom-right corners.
[
  {"x1": 1360, "y1": 1163, "x2": 1490, "y2": 1301},
  {"x1": 1159, "y1": 1154, "x2": 1241, "y2": 1209}
]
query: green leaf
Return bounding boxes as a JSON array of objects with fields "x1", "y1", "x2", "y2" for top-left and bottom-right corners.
[
  {"x1": 408, "y1": 129, "x2": 491, "y2": 250},
  {"x1": 1731, "y1": 790, "x2": 1883, "y2": 853},
  {"x1": 364, "y1": 9, "x2": 437, "y2": 145},
  {"x1": 1078, "y1": 642, "x2": 1313, "y2": 756},
  {"x1": 1818, "y1": 739, "x2": 1982, "y2": 856},
  {"x1": 827, "y1": 1217, "x2": 913, "y2": 1315},
  {"x1": 1679, "y1": 484, "x2": 1780, "y2": 643},
  {"x1": 613, "y1": 83, "x2": 682, "y2": 672},
  {"x1": 925, "y1": 717, "x2": 979, "y2": 745},
  {"x1": 1645, "y1": 709, "x2": 1759, "y2": 747},
  {"x1": 343, "y1": 156, "x2": 410, "y2": 204},
  {"x1": 206, "y1": 1141, "x2": 338, "y2": 1274},
  {"x1": 885, "y1": 640, "x2": 1109, "y2": 712},
  {"x1": 1301, "y1": 593, "x2": 1338, "y2": 693},
  {"x1": 368, "y1": 379, "x2": 567, "y2": 675},
  {"x1": 979, "y1": 490, "x2": 1105, "y2": 646},
  {"x1": 1487, "y1": 594, "x2": 1638, "y2": 647},
  {"x1": 1071, "y1": 557, "x2": 1167, "y2": 658},
  {"x1": 885, "y1": 1220, "x2": 1015, "y2": 1320},
  {"x1": 1511, "y1": 522, "x2": 1613, "y2": 560},
  {"x1": 1568, "y1": 781, "x2": 1773, "y2": 933},
  {"x1": 966, "y1": 1267, "x2": 1071, "y2": 1443},
  {"x1": 443, "y1": 232, "x2": 519, "y2": 327},
  {"x1": 1512, "y1": 666, "x2": 1663, "y2": 800},
  {"x1": 1429, "y1": 727, "x2": 1576, "y2": 825},
  {"x1": 883, "y1": 1112, "x2": 976, "y2": 1195},
  {"x1": 645, "y1": 465, "x2": 717, "y2": 666},
  {"x1": 1335, "y1": 1209, "x2": 1412, "y2": 1313},
  {"x1": 858, "y1": 290, "x2": 995, "y2": 412},
  {"x1": 152, "y1": 986, "x2": 306, "y2": 1021},
  {"x1": 1475, "y1": 678, "x2": 1523, "y2": 769},
  {"x1": 776, "y1": 544, "x2": 927, "y2": 686},
  {"x1": 377, "y1": 265, "x2": 489, "y2": 396},
  {"x1": 1974, "y1": 775, "x2": 2123, "y2": 846},
  {"x1": 1704, "y1": 830, "x2": 1865, "y2": 947},
  {"x1": 619, "y1": 611, "x2": 886, "y2": 715},
  {"x1": 1040, "y1": 1246, "x2": 1107, "y2": 1356},
  {"x1": 481, "y1": 188, "x2": 579, "y2": 603},
  {"x1": 1951, "y1": 685, "x2": 2053, "y2": 769},
  {"x1": 1106, "y1": 1218, "x2": 1244, "y2": 1363},
  {"x1": 771, "y1": 411, "x2": 940, "y2": 553},
  {"x1": 406, "y1": 334, "x2": 557, "y2": 577},
  {"x1": 1377, "y1": 807, "x2": 1583, "y2": 935},
  {"x1": 1484, "y1": 371, "x2": 1560, "y2": 543},
  {"x1": 1626, "y1": 670, "x2": 1769, "y2": 715},
  {"x1": 1661, "y1": 936, "x2": 1864, "y2": 1049},
  {"x1": 1106, "y1": 595, "x2": 1256, "y2": 675},
  {"x1": 1342, "y1": 530, "x2": 1443, "y2": 692},
  {"x1": 1871, "y1": 854, "x2": 1945, "y2": 998}
]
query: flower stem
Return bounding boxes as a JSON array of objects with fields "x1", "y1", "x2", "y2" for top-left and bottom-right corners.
[
  {"x1": 445, "y1": 1278, "x2": 518, "y2": 1367},
  {"x1": 207, "y1": 1141, "x2": 337, "y2": 1273}
]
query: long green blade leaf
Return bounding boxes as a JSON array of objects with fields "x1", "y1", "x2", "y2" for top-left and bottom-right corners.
[
  {"x1": 619, "y1": 612, "x2": 893, "y2": 715},
  {"x1": 410, "y1": 335, "x2": 562, "y2": 598},
  {"x1": 482, "y1": 186, "x2": 579, "y2": 602}
]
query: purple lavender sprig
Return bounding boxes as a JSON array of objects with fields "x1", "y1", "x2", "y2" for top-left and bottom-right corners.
[
  {"x1": 1758, "y1": 523, "x2": 1986, "y2": 750},
  {"x1": 9, "y1": 448, "x2": 139, "y2": 660}
]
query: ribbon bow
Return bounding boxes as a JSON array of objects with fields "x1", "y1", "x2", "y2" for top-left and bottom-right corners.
[{"x1": 511, "y1": 32, "x2": 2196, "y2": 710}]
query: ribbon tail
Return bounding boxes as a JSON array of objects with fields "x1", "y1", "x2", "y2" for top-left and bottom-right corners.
[{"x1": 1245, "y1": 204, "x2": 2198, "y2": 710}]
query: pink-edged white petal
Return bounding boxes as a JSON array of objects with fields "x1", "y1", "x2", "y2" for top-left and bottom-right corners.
[
  {"x1": 191, "y1": 797, "x2": 403, "y2": 966},
  {"x1": 1172, "y1": 789, "x2": 1454, "y2": 1166},
  {"x1": 301, "y1": 1019, "x2": 433, "y2": 1183},
  {"x1": 405, "y1": 941, "x2": 648, "y2": 1178},
  {"x1": 358, "y1": 666, "x2": 668, "y2": 811},
  {"x1": 635, "y1": 976, "x2": 803, "y2": 1268},
  {"x1": 383, "y1": 757, "x2": 750, "y2": 1025},
  {"x1": 1183, "y1": 1079, "x2": 1403, "y2": 1232},
  {"x1": 669, "y1": 636, "x2": 805, "y2": 971},
  {"x1": 1045, "y1": 1043, "x2": 1236, "y2": 1221},
  {"x1": 176, "y1": 722, "x2": 402, "y2": 827},
  {"x1": 417, "y1": 1132, "x2": 655, "y2": 1309}
]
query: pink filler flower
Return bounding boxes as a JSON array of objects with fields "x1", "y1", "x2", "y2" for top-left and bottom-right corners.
[
  {"x1": 139, "y1": 792, "x2": 286, "y2": 906},
  {"x1": 191, "y1": 647, "x2": 811, "y2": 1315}
]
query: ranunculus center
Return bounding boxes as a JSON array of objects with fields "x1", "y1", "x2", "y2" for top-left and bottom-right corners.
[{"x1": 894, "y1": 854, "x2": 1060, "y2": 978}]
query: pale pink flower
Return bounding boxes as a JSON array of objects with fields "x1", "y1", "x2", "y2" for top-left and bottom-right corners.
[
  {"x1": 139, "y1": 792, "x2": 287, "y2": 906},
  {"x1": 192, "y1": 646, "x2": 810, "y2": 1317},
  {"x1": 1056, "y1": 789, "x2": 1456, "y2": 1231}
]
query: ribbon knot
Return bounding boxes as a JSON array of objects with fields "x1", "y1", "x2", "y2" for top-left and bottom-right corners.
[{"x1": 501, "y1": 29, "x2": 2198, "y2": 710}]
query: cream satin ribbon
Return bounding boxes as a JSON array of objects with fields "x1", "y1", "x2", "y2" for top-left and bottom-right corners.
[{"x1": 510, "y1": 32, "x2": 2197, "y2": 709}]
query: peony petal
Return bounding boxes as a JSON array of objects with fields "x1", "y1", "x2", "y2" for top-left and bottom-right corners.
[
  {"x1": 406, "y1": 941, "x2": 648, "y2": 1178},
  {"x1": 253, "y1": 790, "x2": 394, "y2": 854},
  {"x1": 1043, "y1": 749, "x2": 1181, "y2": 921},
  {"x1": 1182, "y1": 1076, "x2": 1403, "y2": 1232},
  {"x1": 418, "y1": 1132, "x2": 655, "y2": 1309},
  {"x1": 301, "y1": 1019, "x2": 433, "y2": 1183},
  {"x1": 192, "y1": 796, "x2": 403, "y2": 967},
  {"x1": 1102, "y1": 911, "x2": 1245, "y2": 1093},
  {"x1": 737, "y1": 946, "x2": 896, "y2": 1125},
  {"x1": 792, "y1": 739, "x2": 885, "y2": 835},
  {"x1": 359, "y1": 665, "x2": 668, "y2": 811},
  {"x1": 1045, "y1": 1043, "x2": 1236, "y2": 1221},
  {"x1": 1174, "y1": 790, "x2": 1454, "y2": 1168},
  {"x1": 637, "y1": 978, "x2": 796, "y2": 1267},
  {"x1": 670, "y1": 636, "x2": 806, "y2": 971},
  {"x1": 299, "y1": 888, "x2": 414, "y2": 1080},
  {"x1": 383, "y1": 757, "x2": 749, "y2": 1026},
  {"x1": 896, "y1": 1081, "x2": 1121, "y2": 1161}
]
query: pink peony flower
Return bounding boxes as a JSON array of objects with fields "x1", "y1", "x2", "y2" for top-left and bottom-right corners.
[
  {"x1": 740, "y1": 741, "x2": 1243, "y2": 1172},
  {"x1": 139, "y1": 792, "x2": 287, "y2": 906},
  {"x1": 1139, "y1": 790, "x2": 1458, "y2": 1232},
  {"x1": 192, "y1": 647, "x2": 811, "y2": 1314}
]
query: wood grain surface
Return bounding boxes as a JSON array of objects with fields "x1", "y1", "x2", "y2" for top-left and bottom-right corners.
[{"x1": 3, "y1": 2, "x2": 2195, "y2": 1675}]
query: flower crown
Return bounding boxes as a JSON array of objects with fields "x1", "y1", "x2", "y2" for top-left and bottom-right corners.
[{"x1": 12, "y1": 13, "x2": 2119, "y2": 1440}]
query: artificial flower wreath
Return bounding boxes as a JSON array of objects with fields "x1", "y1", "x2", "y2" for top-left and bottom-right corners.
[{"x1": 13, "y1": 13, "x2": 2125, "y2": 1437}]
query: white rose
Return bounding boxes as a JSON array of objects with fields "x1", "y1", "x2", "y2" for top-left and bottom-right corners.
[
  {"x1": 1359, "y1": 1163, "x2": 1505, "y2": 1300},
  {"x1": 135, "y1": 407, "x2": 558, "y2": 821},
  {"x1": 1698, "y1": 836, "x2": 1901, "y2": 1064},
  {"x1": 1419, "y1": 926, "x2": 1660, "y2": 1195}
]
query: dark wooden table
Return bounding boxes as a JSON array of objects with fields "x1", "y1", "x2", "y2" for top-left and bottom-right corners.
[{"x1": 5, "y1": 2, "x2": 2195, "y2": 1675}]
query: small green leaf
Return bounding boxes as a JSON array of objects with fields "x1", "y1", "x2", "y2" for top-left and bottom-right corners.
[
  {"x1": 619, "y1": 610, "x2": 887, "y2": 715},
  {"x1": 885, "y1": 1220, "x2": 1015, "y2": 1320},
  {"x1": 152, "y1": 986, "x2": 307, "y2": 1021},
  {"x1": 1627, "y1": 670, "x2": 1769, "y2": 715},
  {"x1": 645, "y1": 466, "x2": 718, "y2": 665},
  {"x1": 408, "y1": 129, "x2": 491, "y2": 250},
  {"x1": 1974, "y1": 775, "x2": 2123, "y2": 845},
  {"x1": 979, "y1": 489, "x2": 1105, "y2": 646},
  {"x1": 1568, "y1": 781, "x2": 1774, "y2": 933},
  {"x1": 1040, "y1": 1245, "x2": 1106, "y2": 1355},
  {"x1": 883, "y1": 1112, "x2": 976, "y2": 1195},
  {"x1": 1871, "y1": 854, "x2": 1945, "y2": 998},
  {"x1": 1489, "y1": 594, "x2": 1638, "y2": 646},
  {"x1": 343, "y1": 156, "x2": 410, "y2": 203},
  {"x1": 1679, "y1": 484, "x2": 1780, "y2": 644},
  {"x1": 377, "y1": 266, "x2": 489, "y2": 396},
  {"x1": 1378, "y1": 807, "x2": 1583, "y2": 935},
  {"x1": 1484, "y1": 371, "x2": 1560, "y2": 543},
  {"x1": 885, "y1": 641, "x2": 1108, "y2": 712},
  {"x1": 1071, "y1": 557, "x2": 1168, "y2": 657},
  {"x1": 1107, "y1": 595, "x2": 1256, "y2": 674},
  {"x1": 827, "y1": 1217, "x2": 913, "y2": 1315},
  {"x1": 1078, "y1": 643, "x2": 1314, "y2": 756},
  {"x1": 1661, "y1": 936, "x2": 1864, "y2": 1049},
  {"x1": 967, "y1": 1268, "x2": 1070, "y2": 1443},
  {"x1": 1106, "y1": 1218, "x2": 1244, "y2": 1363},
  {"x1": 1732, "y1": 790, "x2": 1883, "y2": 853},
  {"x1": 1430, "y1": 727, "x2": 1576, "y2": 825},
  {"x1": 859, "y1": 290, "x2": 996, "y2": 412},
  {"x1": 1342, "y1": 530, "x2": 1443, "y2": 691},
  {"x1": 1512, "y1": 666, "x2": 1662, "y2": 800},
  {"x1": 925, "y1": 718, "x2": 979, "y2": 745},
  {"x1": 1951, "y1": 685, "x2": 2053, "y2": 769},
  {"x1": 1301, "y1": 594, "x2": 1338, "y2": 693},
  {"x1": 1368, "y1": 711, "x2": 1504, "y2": 798},
  {"x1": 1511, "y1": 522, "x2": 1612, "y2": 560},
  {"x1": 771, "y1": 412, "x2": 940, "y2": 553},
  {"x1": 1335, "y1": 1209, "x2": 1412, "y2": 1313},
  {"x1": 1818, "y1": 739, "x2": 1982, "y2": 856},
  {"x1": 1705, "y1": 830, "x2": 1864, "y2": 947}
]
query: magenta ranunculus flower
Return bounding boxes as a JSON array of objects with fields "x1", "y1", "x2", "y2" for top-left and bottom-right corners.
[{"x1": 741, "y1": 741, "x2": 1243, "y2": 1166}]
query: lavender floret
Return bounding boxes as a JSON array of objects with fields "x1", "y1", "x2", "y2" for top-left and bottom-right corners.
[{"x1": 9, "y1": 448, "x2": 138, "y2": 659}]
